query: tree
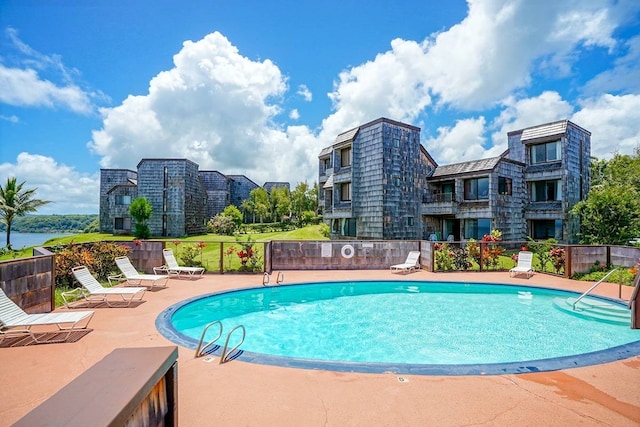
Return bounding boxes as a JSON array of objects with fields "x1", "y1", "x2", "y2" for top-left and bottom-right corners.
[
  {"x1": 271, "y1": 187, "x2": 291, "y2": 221},
  {"x1": 129, "y1": 197, "x2": 153, "y2": 238},
  {"x1": 571, "y1": 185, "x2": 640, "y2": 245},
  {"x1": 291, "y1": 181, "x2": 318, "y2": 218},
  {"x1": 572, "y1": 146, "x2": 640, "y2": 245},
  {"x1": 222, "y1": 205, "x2": 243, "y2": 228},
  {"x1": 0, "y1": 177, "x2": 52, "y2": 249},
  {"x1": 249, "y1": 187, "x2": 270, "y2": 223}
]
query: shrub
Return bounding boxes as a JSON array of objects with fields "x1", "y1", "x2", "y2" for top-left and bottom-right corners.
[
  {"x1": 54, "y1": 242, "x2": 130, "y2": 287},
  {"x1": 179, "y1": 244, "x2": 203, "y2": 267}
]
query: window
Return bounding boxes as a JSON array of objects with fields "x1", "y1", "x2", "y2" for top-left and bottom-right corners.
[
  {"x1": 322, "y1": 157, "x2": 331, "y2": 172},
  {"x1": 532, "y1": 220, "x2": 562, "y2": 240},
  {"x1": 464, "y1": 219, "x2": 491, "y2": 240},
  {"x1": 498, "y1": 177, "x2": 512, "y2": 195},
  {"x1": 407, "y1": 217, "x2": 414, "y2": 226},
  {"x1": 340, "y1": 182, "x2": 351, "y2": 201},
  {"x1": 530, "y1": 140, "x2": 561, "y2": 164},
  {"x1": 342, "y1": 218, "x2": 357, "y2": 237},
  {"x1": 115, "y1": 195, "x2": 131, "y2": 205},
  {"x1": 340, "y1": 146, "x2": 351, "y2": 167},
  {"x1": 114, "y1": 217, "x2": 131, "y2": 230},
  {"x1": 531, "y1": 180, "x2": 560, "y2": 202},
  {"x1": 325, "y1": 189, "x2": 333, "y2": 207},
  {"x1": 464, "y1": 177, "x2": 489, "y2": 200}
]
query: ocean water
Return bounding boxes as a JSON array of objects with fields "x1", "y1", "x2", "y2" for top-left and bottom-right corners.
[{"x1": 0, "y1": 232, "x2": 71, "y2": 249}]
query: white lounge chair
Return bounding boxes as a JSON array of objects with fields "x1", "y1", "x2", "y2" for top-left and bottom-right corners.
[
  {"x1": 390, "y1": 251, "x2": 421, "y2": 273},
  {"x1": 509, "y1": 251, "x2": 535, "y2": 278},
  {"x1": 65, "y1": 266, "x2": 147, "y2": 308},
  {"x1": 115, "y1": 256, "x2": 169, "y2": 288},
  {"x1": 0, "y1": 288, "x2": 94, "y2": 344},
  {"x1": 153, "y1": 248, "x2": 205, "y2": 280}
]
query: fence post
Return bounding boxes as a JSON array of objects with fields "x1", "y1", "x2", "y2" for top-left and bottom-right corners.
[{"x1": 219, "y1": 242, "x2": 224, "y2": 274}]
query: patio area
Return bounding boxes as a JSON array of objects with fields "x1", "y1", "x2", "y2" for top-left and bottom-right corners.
[{"x1": 1, "y1": 269, "x2": 639, "y2": 426}]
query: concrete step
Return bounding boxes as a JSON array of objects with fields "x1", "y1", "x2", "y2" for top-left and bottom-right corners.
[{"x1": 552, "y1": 297, "x2": 630, "y2": 326}]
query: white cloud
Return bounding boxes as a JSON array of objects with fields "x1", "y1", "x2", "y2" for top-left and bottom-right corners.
[
  {"x1": 297, "y1": 84, "x2": 312, "y2": 102},
  {"x1": 289, "y1": 109, "x2": 300, "y2": 120},
  {"x1": 572, "y1": 94, "x2": 640, "y2": 159},
  {"x1": 88, "y1": 32, "x2": 322, "y2": 185},
  {"x1": 0, "y1": 64, "x2": 93, "y2": 114},
  {"x1": 423, "y1": 117, "x2": 491, "y2": 164},
  {"x1": 490, "y1": 91, "x2": 574, "y2": 146},
  {"x1": 0, "y1": 114, "x2": 19, "y2": 123},
  {"x1": 0, "y1": 28, "x2": 97, "y2": 114},
  {"x1": 0, "y1": 153, "x2": 99, "y2": 214}
]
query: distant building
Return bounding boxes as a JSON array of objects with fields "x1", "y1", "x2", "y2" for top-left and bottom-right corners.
[
  {"x1": 319, "y1": 118, "x2": 590, "y2": 243},
  {"x1": 100, "y1": 159, "x2": 259, "y2": 237},
  {"x1": 262, "y1": 182, "x2": 291, "y2": 194}
]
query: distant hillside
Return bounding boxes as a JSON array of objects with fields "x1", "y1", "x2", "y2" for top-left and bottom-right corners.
[{"x1": 0, "y1": 214, "x2": 98, "y2": 233}]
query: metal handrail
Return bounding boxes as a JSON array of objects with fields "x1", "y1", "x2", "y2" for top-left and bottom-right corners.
[
  {"x1": 194, "y1": 321, "x2": 223, "y2": 358},
  {"x1": 263, "y1": 271, "x2": 284, "y2": 286},
  {"x1": 220, "y1": 325, "x2": 246, "y2": 364},
  {"x1": 572, "y1": 268, "x2": 619, "y2": 310}
]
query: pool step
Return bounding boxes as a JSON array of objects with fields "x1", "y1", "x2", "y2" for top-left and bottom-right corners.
[{"x1": 552, "y1": 297, "x2": 630, "y2": 326}]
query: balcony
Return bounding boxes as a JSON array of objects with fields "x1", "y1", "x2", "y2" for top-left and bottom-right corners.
[{"x1": 421, "y1": 192, "x2": 458, "y2": 215}]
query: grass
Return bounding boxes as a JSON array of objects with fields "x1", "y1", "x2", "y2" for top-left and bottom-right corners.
[{"x1": 0, "y1": 225, "x2": 329, "y2": 262}]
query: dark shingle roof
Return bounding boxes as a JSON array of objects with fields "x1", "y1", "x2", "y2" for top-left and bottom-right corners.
[{"x1": 430, "y1": 156, "x2": 502, "y2": 178}]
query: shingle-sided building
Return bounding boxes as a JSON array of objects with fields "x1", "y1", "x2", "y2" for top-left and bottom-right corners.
[
  {"x1": 100, "y1": 159, "x2": 260, "y2": 237},
  {"x1": 320, "y1": 118, "x2": 590, "y2": 243},
  {"x1": 506, "y1": 120, "x2": 591, "y2": 242},
  {"x1": 319, "y1": 117, "x2": 436, "y2": 239}
]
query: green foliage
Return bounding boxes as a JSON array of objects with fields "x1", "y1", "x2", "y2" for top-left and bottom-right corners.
[
  {"x1": 571, "y1": 185, "x2": 640, "y2": 245},
  {"x1": 319, "y1": 222, "x2": 330, "y2": 238},
  {"x1": 179, "y1": 244, "x2": 204, "y2": 267},
  {"x1": 573, "y1": 148, "x2": 640, "y2": 245},
  {"x1": 53, "y1": 242, "x2": 131, "y2": 287},
  {"x1": 270, "y1": 187, "x2": 291, "y2": 221},
  {"x1": 235, "y1": 236, "x2": 262, "y2": 272},
  {"x1": 291, "y1": 181, "x2": 318, "y2": 220},
  {"x1": 129, "y1": 197, "x2": 152, "y2": 238},
  {"x1": 297, "y1": 210, "x2": 319, "y2": 227},
  {"x1": 0, "y1": 177, "x2": 52, "y2": 249},
  {"x1": 434, "y1": 243, "x2": 456, "y2": 271},
  {"x1": 571, "y1": 266, "x2": 636, "y2": 286},
  {"x1": 222, "y1": 205, "x2": 243, "y2": 228},
  {"x1": 526, "y1": 237, "x2": 557, "y2": 272},
  {"x1": 83, "y1": 217, "x2": 100, "y2": 233},
  {"x1": 0, "y1": 214, "x2": 98, "y2": 233},
  {"x1": 208, "y1": 214, "x2": 236, "y2": 235}
]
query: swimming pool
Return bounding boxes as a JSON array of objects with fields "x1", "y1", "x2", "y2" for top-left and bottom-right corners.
[{"x1": 156, "y1": 281, "x2": 640, "y2": 375}]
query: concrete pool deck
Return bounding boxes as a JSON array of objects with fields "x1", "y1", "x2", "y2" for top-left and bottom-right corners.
[{"x1": 1, "y1": 270, "x2": 639, "y2": 426}]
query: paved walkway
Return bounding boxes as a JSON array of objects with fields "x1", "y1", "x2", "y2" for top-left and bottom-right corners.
[{"x1": 1, "y1": 270, "x2": 639, "y2": 426}]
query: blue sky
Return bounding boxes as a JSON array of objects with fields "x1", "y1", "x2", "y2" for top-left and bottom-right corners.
[{"x1": 1, "y1": 0, "x2": 639, "y2": 215}]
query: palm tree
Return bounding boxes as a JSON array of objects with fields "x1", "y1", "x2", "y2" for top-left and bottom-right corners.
[{"x1": 0, "y1": 177, "x2": 52, "y2": 249}]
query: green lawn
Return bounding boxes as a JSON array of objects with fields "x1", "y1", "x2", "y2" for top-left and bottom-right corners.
[{"x1": 0, "y1": 224, "x2": 329, "y2": 262}]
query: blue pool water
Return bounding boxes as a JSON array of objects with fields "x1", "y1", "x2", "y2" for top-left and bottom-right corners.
[{"x1": 156, "y1": 281, "x2": 640, "y2": 375}]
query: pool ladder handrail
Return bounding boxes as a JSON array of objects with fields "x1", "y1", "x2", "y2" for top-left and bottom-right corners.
[
  {"x1": 572, "y1": 268, "x2": 619, "y2": 311},
  {"x1": 262, "y1": 271, "x2": 284, "y2": 286},
  {"x1": 194, "y1": 321, "x2": 246, "y2": 364}
]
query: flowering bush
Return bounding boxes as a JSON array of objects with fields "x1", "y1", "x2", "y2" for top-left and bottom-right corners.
[
  {"x1": 179, "y1": 244, "x2": 204, "y2": 268},
  {"x1": 629, "y1": 261, "x2": 639, "y2": 276},
  {"x1": 549, "y1": 247, "x2": 566, "y2": 274},
  {"x1": 235, "y1": 236, "x2": 262, "y2": 272},
  {"x1": 54, "y1": 242, "x2": 131, "y2": 287},
  {"x1": 467, "y1": 229, "x2": 504, "y2": 270}
]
